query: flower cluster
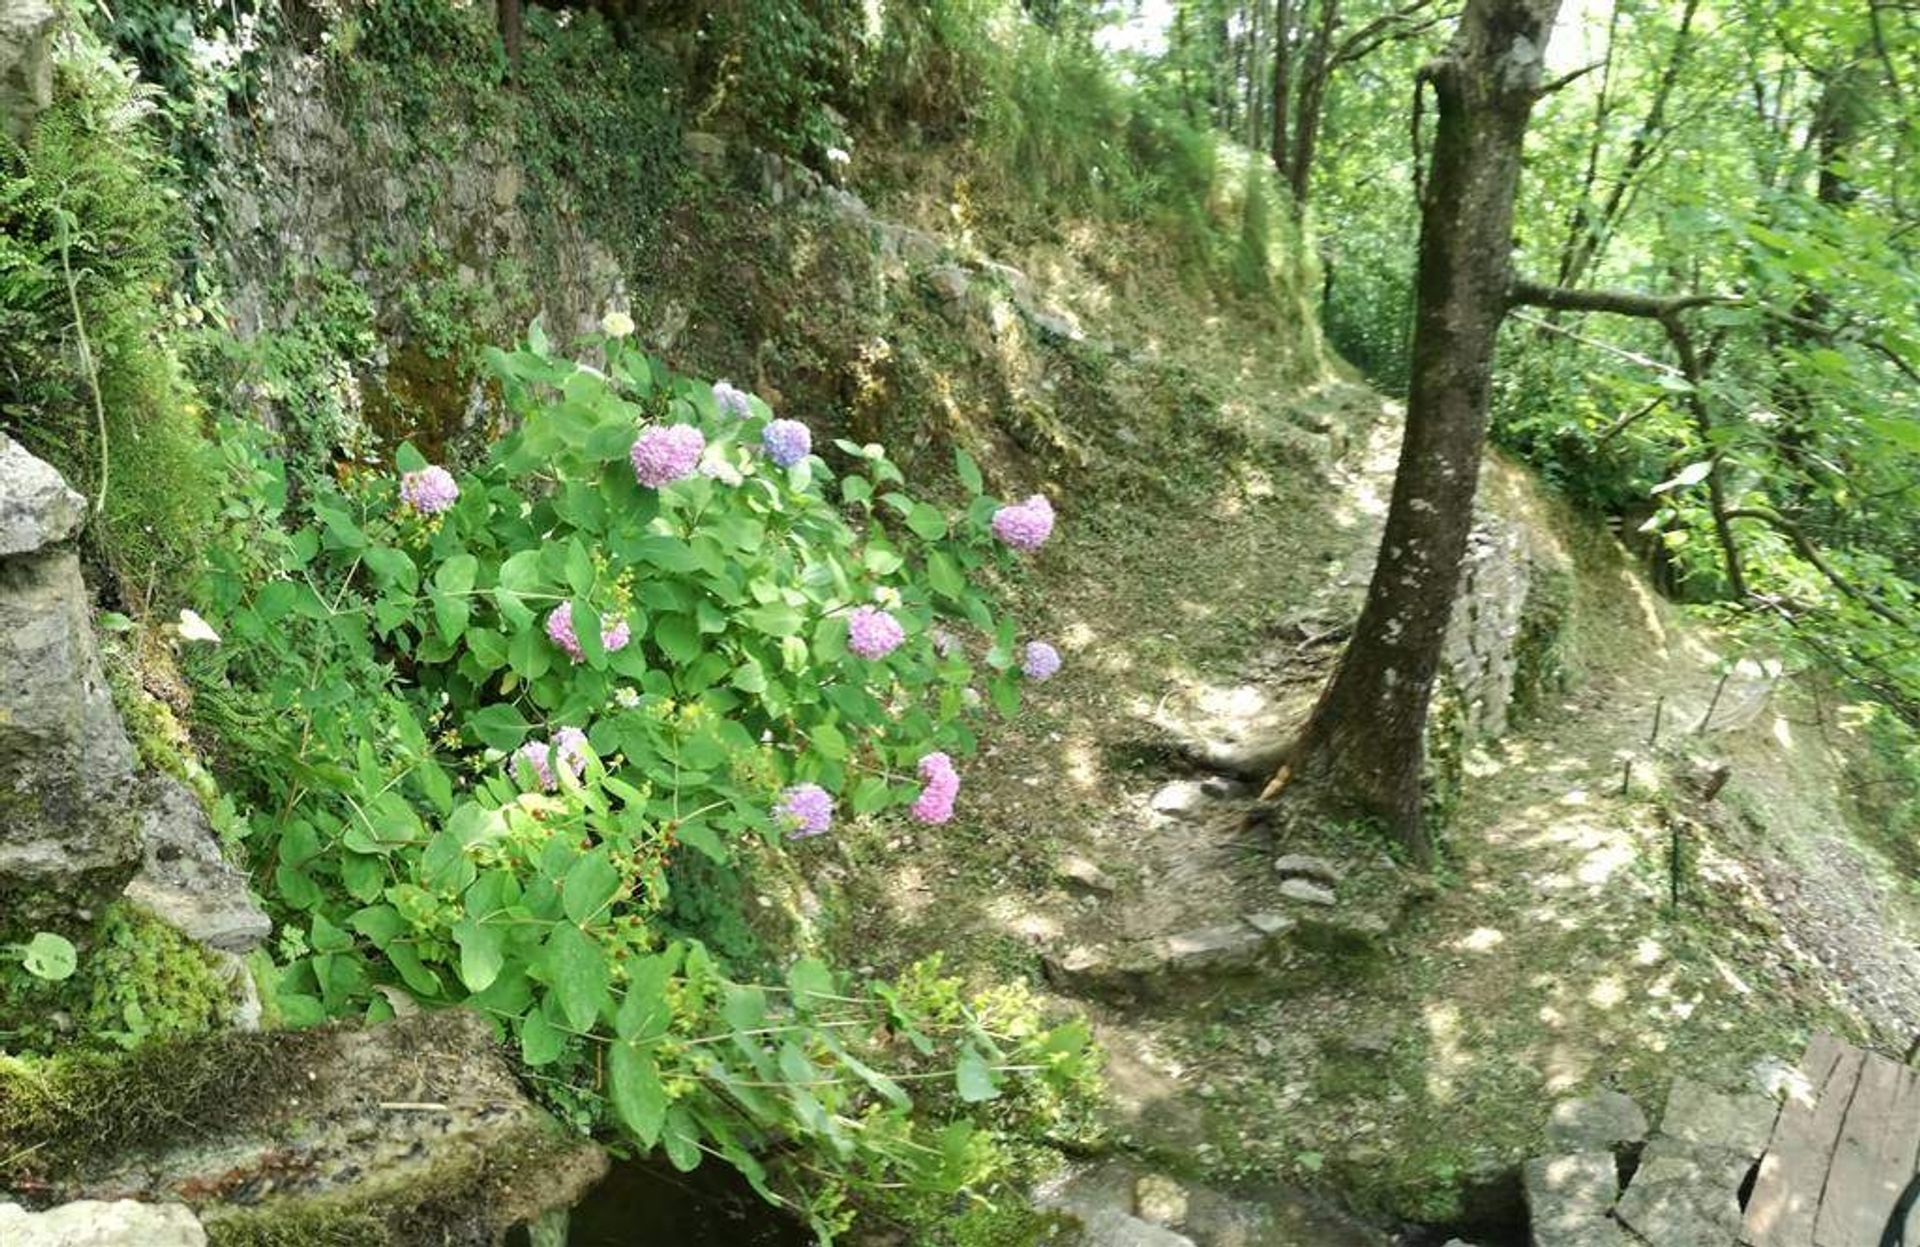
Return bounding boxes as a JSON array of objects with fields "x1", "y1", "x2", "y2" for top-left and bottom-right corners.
[
  {"x1": 546, "y1": 601, "x2": 632, "y2": 664},
  {"x1": 601, "y1": 310, "x2": 635, "y2": 339},
  {"x1": 400, "y1": 466, "x2": 459, "y2": 516},
  {"x1": 762, "y1": 419, "x2": 813, "y2": 468},
  {"x1": 711, "y1": 380, "x2": 753, "y2": 420},
  {"x1": 991, "y1": 494, "x2": 1055, "y2": 552},
  {"x1": 777, "y1": 783, "x2": 834, "y2": 838},
  {"x1": 511, "y1": 726, "x2": 590, "y2": 791},
  {"x1": 1021, "y1": 641, "x2": 1062, "y2": 681},
  {"x1": 631, "y1": 424, "x2": 705, "y2": 488},
  {"x1": 910, "y1": 752, "x2": 960, "y2": 825},
  {"x1": 847, "y1": 605, "x2": 905, "y2": 660}
]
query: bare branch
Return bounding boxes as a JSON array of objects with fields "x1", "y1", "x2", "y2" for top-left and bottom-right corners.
[{"x1": 1538, "y1": 59, "x2": 1607, "y2": 97}]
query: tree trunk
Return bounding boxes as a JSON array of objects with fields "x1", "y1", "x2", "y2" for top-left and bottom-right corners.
[
  {"x1": 1273, "y1": 0, "x2": 1564, "y2": 865},
  {"x1": 498, "y1": 0, "x2": 524, "y2": 71},
  {"x1": 1270, "y1": 0, "x2": 1293, "y2": 178},
  {"x1": 1286, "y1": 0, "x2": 1341, "y2": 207}
]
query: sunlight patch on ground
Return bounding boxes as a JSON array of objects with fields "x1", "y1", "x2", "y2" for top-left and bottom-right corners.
[
  {"x1": 1422, "y1": 1002, "x2": 1467, "y2": 1105},
  {"x1": 1586, "y1": 975, "x2": 1627, "y2": 1010},
  {"x1": 1453, "y1": 927, "x2": 1507, "y2": 954}
]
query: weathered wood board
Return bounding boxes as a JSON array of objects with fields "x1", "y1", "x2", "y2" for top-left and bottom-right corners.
[{"x1": 1742, "y1": 1033, "x2": 1920, "y2": 1247}]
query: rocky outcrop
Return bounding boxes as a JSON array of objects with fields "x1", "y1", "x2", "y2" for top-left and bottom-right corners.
[
  {"x1": 0, "y1": 1200, "x2": 205, "y2": 1246},
  {"x1": 0, "y1": 435, "x2": 143, "y2": 929},
  {"x1": 1, "y1": 1010, "x2": 606, "y2": 1246},
  {"x1": 0, "y1": 0, "x2": 57, "y2": 144},
  {"x1": 0, "y1": 436, "x2": 269, "y2": 965}
]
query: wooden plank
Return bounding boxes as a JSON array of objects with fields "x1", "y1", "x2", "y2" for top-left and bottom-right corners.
[
  {"x1": 1744, "y1": 1034, "x2": 1865, "y2": 1247},
  {"x1": 1812, "y1": 1053, "x2": 1920, "y2": 1246}
]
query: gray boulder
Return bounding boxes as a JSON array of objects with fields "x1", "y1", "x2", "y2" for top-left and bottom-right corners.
[
  {"x1": 0, "y1": 437, "x2": 143, "y2": 929},
  {"x1": 124, "y1": 777, "x2": 271, "y2": 953},
  {"x1": 0, "y1": 1200, "x2": 205, "y2": 1247},
  {"x1": 0, "y1": 0, "x2": 58, "y2": 144}
]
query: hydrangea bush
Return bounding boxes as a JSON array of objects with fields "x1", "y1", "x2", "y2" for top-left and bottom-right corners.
[{"x1": 193, "y1": 322, "x2": 1087, "y2": 1238}]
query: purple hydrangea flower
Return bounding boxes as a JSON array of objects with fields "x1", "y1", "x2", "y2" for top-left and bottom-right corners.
[
  {"x1": 991, "y1": 494, "x2": 1055, "y2": 552},
  {"x1": 1021, "y1": 641, "x2": 1062, "y2": 681},
  {"x1": 847, "y1": 605, "x2": 905, "y2": 660},
  {"x1": 777, "y1": 783, "x2": 834, "y2": 838},
  {"x1": 546, "y1": 602, "x2": 633, "y2": 664},
  {"x1": 762, "y1": 418, "x2": 813, "y2": 468},
  {"x1": 630, "y1": 424, "x2": 706, "y2": 488},
  {"x1": 400, "y1": 465, "x2": 459, "y2": 516},
  {"x1": 511, "y1": 727, "x2": 591, "y2": 791},
  {"x1": 711, "y1": 380, "x2": 753, "y2": 419},
  {"x1": 910, "y1": 751, "x2": 960, "y2": 825}
]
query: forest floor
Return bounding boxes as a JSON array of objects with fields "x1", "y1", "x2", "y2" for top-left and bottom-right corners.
[{"x1": 829, "y1": 357, "x2": 1920, "y2": 1237}]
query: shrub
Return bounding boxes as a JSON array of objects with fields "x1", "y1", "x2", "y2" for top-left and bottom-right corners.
[
  {"x1": 0, "y1": 34, "x2": 216, "y2": 598},
  {"x1": 190, "y1": 322, "x2": 1094, "y2": 1235}
]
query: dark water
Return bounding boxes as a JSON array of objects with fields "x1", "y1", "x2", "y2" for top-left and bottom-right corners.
[{"x1": 564, "y1": 1158, "x2": 813, "y2": 1246}]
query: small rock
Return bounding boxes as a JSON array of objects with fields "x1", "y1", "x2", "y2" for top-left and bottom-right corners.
[
  {"x1": 1057, "y1": 854, "x2": 1116, "y2": 896},
  {"x1": 1277, "y1": 878, "x2": 1336, "y2": 906},
  {"x1": 1243, "y1": 911, "x2": 1296, "y2": 937},
  {"x1": 490, "y1": 164, "x2": 521, "y2": 209},
  {"x1": 1545, "y1": 1089, "x2": 1648, "y2": 1153},
  {"x1": 1199, "y1": 775, "x2": 1252, "y2": 800},
  {"x1": 1272, "y1": 854, "x2": 1343, "y2": 886},
  {"x1": 1337, "y1": 1023, "x2": 1396, "y2": 1058},
  {"x1": 0, "y1": 1200, "x2": 205, "y2": 1246},
  {"x1": 1132, "y1": 1173, "x2": 1188, "y2": 1228},
  {"x1": 926, "y1": 264, "x2": 970, "y2": 305},
  {"x1": 1149, "y1": 781, "x2": 1205, "y2": 816},
  {"x1": 682, "y1": 130, "x2": 727, "y2": 163},
  {"x1": 0, "y1": 432, "x2": 86, "y2": 555},
  {"x1": 1159, "y1": 923, "x2": 1266, "y2": 970},
  {"x1": 1658, "y1": 1077, "x2": 1777, "y2": 1162}
]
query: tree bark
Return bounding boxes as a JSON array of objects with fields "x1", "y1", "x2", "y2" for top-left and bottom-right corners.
[
  {"x1": 1273, "y1": 0, "x2": 1564, "y2": 865},
  {"x1": 1287, "y1": 0, "x2": 1343, "y2": 207},
  {"x1": 1270, "y1": 0, "x2": 1293, "y2": 178}
]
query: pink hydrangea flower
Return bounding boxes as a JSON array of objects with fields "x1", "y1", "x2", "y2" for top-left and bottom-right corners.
[
  {"x1": 546, "y1": 601, "x2": 632, "y2": 664},
  {"x1": 1021, "y1": 641, "x2": 1061, "y2": 681},
  {"x1": 510, "y1": 727, "x2": 591, "y2": 790},
  {"x1": 400, "y1": 465, "x2": 459, "y2": 516},
  {"x1": 711, "y1": 380, "x2": 753, "y2": 419},
  {"x1": 630, "y1": 424, "x2": 705, "y2": 488},
  {"x1": 777, "y1": 783, "x2": 834, "y2": 838},
  {"x1": 910, "y1": 752, "x2": 960, "y2": 825},
  {"x1": 847, "y1": 605, "x2": 905, "y2": 660},
  {"x1": 990, "y1": 494, "x2": 1055, "y2": 552}
]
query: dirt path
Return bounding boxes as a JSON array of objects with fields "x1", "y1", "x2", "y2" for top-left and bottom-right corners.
[{"x1": 836, "y1": 374, "x2": 1920, "y2": 1241}]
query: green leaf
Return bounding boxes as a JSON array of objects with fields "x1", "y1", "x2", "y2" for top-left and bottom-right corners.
[
  {"x1": 809, "y1": 721, "x2": 848, "y2": 760},
  {"x1": 453, "y1": 917, "x2": 504, "y2": 992},
  {"x1": 545, "y1": 923, "x2": 608, "y2": 1032},
  {"x1": 17, "y1": 932, "x2": 76, "y2": 981},
  {"x1": 742, "y1": 604, "x2": 804, "y2": 637},
  {"x1": 654, "y1": 614, "x2": 702, "y2": 664},
  {"x1": 928, "y1": 551, "x2": 965, "y2": 601},
  {"x1": 609, "y1": 1042, "x2": 668, "y2": 1148},
  {"x1": 615, "y1": 947, "x2": 681, "y2": 1043},
  {"x1": 662, "y1": 1106, "x2": 702, "y2": 1171},
  {"x1": 1652, "y1": 460, "x2": 1714, "y2": 494},
  {"x1": 907, "y1": 503, "x2": 948, "y2": 541},
  {"x1": 467, "y1": 703, "x2": 532, "y2": 750},
  {"x1": 954, "y1": 448, "x2": 984, "y2": 494},
  {"x1": 562, "y1": 849, "x2": 622, "y2": 925},
  {"x1": 955, "y1": 1047, "x2": 1001, "y2": 1102},
  {"x1": 520, "y1": 1000, "x2": 568, "y2": 1066},
  {"x1": 786, "y1": 957, "x2": 835, "y2": 1011}
]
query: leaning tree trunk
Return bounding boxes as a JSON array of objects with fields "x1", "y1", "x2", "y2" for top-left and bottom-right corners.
[{"x1": 1272, "y1": 0, "x2": 1564, "y2": 865}]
